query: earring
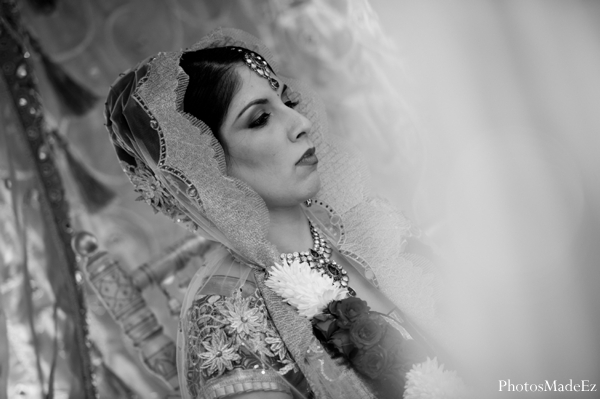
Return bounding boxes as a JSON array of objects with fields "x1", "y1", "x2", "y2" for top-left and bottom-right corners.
[{"x1": 304, "y1": 199, "x2": 312, "y2": 207}]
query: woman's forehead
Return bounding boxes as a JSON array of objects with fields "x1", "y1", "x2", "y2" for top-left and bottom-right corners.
[
  {"x1": 228, "y1": 66, "x2": 282, "y2": 109},
  {"x1": 235, "y1": 64, "x2": 282, "y2": 95}
]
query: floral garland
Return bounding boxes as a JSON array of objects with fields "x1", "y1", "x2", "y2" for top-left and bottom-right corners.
[{"x1": 266, "y1": 258, "x2": 465, "y2": 399}]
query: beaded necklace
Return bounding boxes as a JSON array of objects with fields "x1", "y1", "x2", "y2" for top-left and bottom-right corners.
[{"x1": 279, "y1": 221, "x2": 356, "y2": 296}]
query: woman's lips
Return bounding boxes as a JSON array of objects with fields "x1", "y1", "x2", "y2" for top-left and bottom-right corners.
[{"x1": 296, "y1": 147, "x2": 318, "y2": 166}]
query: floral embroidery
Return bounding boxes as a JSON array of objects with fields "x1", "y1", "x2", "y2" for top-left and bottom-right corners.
[
  {"x1": 265, "y1": 335, "x2": 288, "y2": 362},
  {"x1": 121, "y1": 160, "x2": 200, "y2": 232},
  {"x1": 186, "y1": 288, "x2": 297, "y2": 392},
  {"x1": 219, "y1": 295, "x2": 263, "y2": 335},
  {"x1": 121, "y1": 161, "x2": 175, "y2": 215},
  {"x1": 247, "y1": 333, "x2": 275, "y2": 360},
  {"x1": 198, "y1": 330, "x2": 241, "y2": 376}
]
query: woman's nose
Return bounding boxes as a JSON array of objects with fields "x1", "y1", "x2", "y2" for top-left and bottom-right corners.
[{"x1": 288, "y1": 109, "x2": 313, "y2": 142}]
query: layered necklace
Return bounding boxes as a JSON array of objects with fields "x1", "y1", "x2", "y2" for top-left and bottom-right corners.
[{"x1": 279, "y1": 221, "x2": 356, "y2": 296}]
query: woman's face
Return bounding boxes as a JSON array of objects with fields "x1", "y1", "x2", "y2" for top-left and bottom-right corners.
[{"x1": 219, "y1": 66, "x2": 320, "y2": 209}]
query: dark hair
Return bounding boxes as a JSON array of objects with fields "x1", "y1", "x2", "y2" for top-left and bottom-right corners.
[{"x1": 180, "y1": 48, "x2": 244, "y2": 156}]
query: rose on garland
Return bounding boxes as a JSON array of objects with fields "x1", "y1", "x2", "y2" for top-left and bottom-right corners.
[
  {"x1": 312, "y1": 296, "x2": 428, "y2": 396},
  {"x1": 328, "y1": 296, "x2": 370, "y2": 328},
  {"x1": 265, "y1": 258, "x2": 466, "y2": 398},
  {"x1": 349, "y1": 313, "x2": 387, "y2": 349},
  {"x1": 352, "y1": 344, "x2": 389, "y2": 379}
]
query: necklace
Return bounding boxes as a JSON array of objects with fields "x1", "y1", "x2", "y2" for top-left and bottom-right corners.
[{"x1": 279, "y1": 221, "x2": 356, "y2": 296}]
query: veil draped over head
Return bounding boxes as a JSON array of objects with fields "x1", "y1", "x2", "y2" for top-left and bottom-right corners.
[{"x1": 105, "y1": 28, "x2": 440, "y2": 398}]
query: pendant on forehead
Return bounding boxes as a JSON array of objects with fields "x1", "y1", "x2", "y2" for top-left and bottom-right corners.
[{"x1": 229, "y1": 47, "x2": 280, "y2": 91}]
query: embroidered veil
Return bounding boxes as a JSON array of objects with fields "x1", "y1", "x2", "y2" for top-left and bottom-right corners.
[{"x1": 105, "y1": 28, "x2": 441, "y2": 398}]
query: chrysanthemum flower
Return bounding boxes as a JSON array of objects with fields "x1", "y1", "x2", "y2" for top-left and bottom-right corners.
[
  {"x1": 265, "y1": 258, "x2": 349, "y2": 319},
  {"x1": 404, "y1": 357, "x2": 466, "y2": 399}
]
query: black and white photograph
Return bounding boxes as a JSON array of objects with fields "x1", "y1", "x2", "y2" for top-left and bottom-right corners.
[{"x1": 1, "y1": 1, "x2": 599, "y2": 398}]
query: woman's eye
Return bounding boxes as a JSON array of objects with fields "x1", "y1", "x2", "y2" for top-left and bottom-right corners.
[{"x1": 249, "y1": 112, "x2": 270, "y2": 129}]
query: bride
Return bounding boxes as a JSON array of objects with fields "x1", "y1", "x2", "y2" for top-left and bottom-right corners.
[{"x1": 105, "y1": 28, "x2": 460, "y2": 399}]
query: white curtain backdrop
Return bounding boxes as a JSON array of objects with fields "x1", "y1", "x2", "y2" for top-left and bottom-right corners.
[{"x1": 372, "y1": 0, "x2": 600, "y2": 396}]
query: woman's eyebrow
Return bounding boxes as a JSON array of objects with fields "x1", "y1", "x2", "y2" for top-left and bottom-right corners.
[{"x1": 236, "y1": 98, "x2": 268, "y2": 121}]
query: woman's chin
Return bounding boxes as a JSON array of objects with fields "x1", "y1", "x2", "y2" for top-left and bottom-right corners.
[
  {"x1": 289, "y1": 174, "x2": 321, "y2": 206},
  {"x1": 258, "y1": 172, "x2": 321, "y2": 208},
  {"x1": 303, "y1": 173, "x2": 321, "y2": 200}
]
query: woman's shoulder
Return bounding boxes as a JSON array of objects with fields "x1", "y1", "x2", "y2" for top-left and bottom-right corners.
[
  {"x1": 179, "y1": 280, "x2": 298, "y2": 398},
  {"x1": 177, "y1": 244, "x2": 300, "y2": 398}
]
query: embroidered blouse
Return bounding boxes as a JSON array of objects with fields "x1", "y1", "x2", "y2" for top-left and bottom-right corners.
[{"x1": 181, "y1": 275, "x2": 305, "y2": 399}]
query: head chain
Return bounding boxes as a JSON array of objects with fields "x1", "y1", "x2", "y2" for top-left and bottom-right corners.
[{"x1": 229, "y1": 46, "x2": 280, "y2": 91}]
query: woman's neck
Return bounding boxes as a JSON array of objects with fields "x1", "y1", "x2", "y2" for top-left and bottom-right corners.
[{"x1": 267, "y1": 204, "x2": 313, "y2": 255}]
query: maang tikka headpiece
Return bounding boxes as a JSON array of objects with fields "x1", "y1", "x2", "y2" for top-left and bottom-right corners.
[{"x1": 229, "y1": 46, "x2": 280, "y2": 91}]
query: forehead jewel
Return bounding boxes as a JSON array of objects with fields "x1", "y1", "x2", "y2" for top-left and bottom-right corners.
[{"x1": 228, "y1": 46, "x2": 279, "y2": 91}]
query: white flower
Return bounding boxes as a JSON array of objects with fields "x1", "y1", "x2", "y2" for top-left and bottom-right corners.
[
  {"x1": 404, "y1": 357, "x2": 467, "y2": 399},
  {"x1": 265, "y1": 258, "x2": 348, "y2": 319}
]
